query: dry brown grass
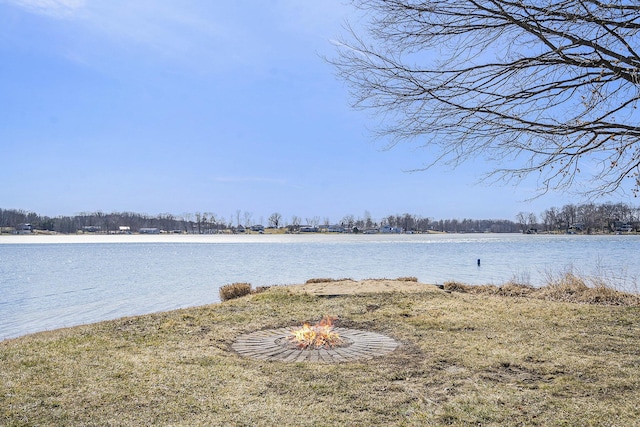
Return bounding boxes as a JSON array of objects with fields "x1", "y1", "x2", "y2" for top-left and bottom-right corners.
[
  {"x1": 536, "y1": 271, "x2": 640, "y2": 305},
  {"x1": 219, "y1": 282, "x2": 252, "y2": 301},
  {"x1": 394, "y1": 276, "x2": 419, "y2": 282},
  {"x1": 305, "y1": 277, "x2": 353, "y2": 284},
  {"x1": 444, "y1": 271, "x2": 640, "y2": 306},
  {"x1": 2, "y1": 279, "x2": 640, "y2": 426}
]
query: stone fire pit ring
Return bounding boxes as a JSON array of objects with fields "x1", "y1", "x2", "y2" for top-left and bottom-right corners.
[{"x1": 232, "y1": 327, "x2": 398, "y2": 363}]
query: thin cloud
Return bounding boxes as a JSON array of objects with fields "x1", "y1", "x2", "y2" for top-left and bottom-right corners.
[
  {"x1": 4, "y1": 0, "x2": 85, "y2": 18},
  {"x1": 4, "y1": 0, "x2": 351, "y2": 75}
]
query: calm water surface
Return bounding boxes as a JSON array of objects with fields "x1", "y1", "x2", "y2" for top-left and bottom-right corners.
[{"x1": 1, "y1": 233, "x2": 638, "y2": 340}]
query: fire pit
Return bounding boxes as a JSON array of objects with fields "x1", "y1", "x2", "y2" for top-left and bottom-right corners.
[
  {"x1": 232, "y1": 317, "x2": 398, "y2": 363},
  {"x1": 287, "y1": 315, "x2": 344, "y2": 350}
]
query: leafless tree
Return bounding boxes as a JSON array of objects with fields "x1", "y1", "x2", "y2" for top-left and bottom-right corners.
[
  {"x1": 516, "y1": 212, "x2": 528, "y2": 232},
  {"x1": 243, "y1": 211, "x2": 253, "y2": 228},
  {"x1": 195, "y1": 212, "x2": 202, "y2": 234},
  {"x1": 341, "y1": 214, "x2": 356, "y2": 229},
  {"x1": 578, "y1": 202, "x2": 598, "y2": 231},
  {"x1": 182, "y1": 213, "x2": 193, "y2": 233},
  {"x1": 268, "y1": 212, "x2": 282, "y2": 228},
  {"x1": 305, "y1": 216, "x2": 321, "y2": 227},
  {"x1": 561, "y1": 203, "x2": 579, "y2": 228},
  {"x1": 333, "y1": 0, "x2": 640, "y2": 196},
  {"x1": 528, "y1": 212, "x2": 538, "y2": 230},
  {"x1": 363, "y1": 210, "x2": 374, "y2": 229},
  {"x1": 204, "y1": 212, "x2": 217, "y2": 233},
  {"x1": 542, "y1": 206, "x2": 562, "y2": 231}
]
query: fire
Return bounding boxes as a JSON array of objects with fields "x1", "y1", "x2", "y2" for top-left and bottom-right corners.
[{"x1": 289, "y1": 316, "x2": 343, "y2": 350}]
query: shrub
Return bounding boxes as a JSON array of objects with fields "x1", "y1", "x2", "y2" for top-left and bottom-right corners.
[
  {"x1": 396, "y1": 276, "x2": 418, "y2": 282},
  {"x1": 219, "y1": 282, "x2": 252, "y2": 301},
  {"x1": 442, "y1": 273, "x2": 640, "y2": 306},
  {"x1": 443, "y1": 281, "x2": 473, "y2": 293},
  {"x1": 538, "y1": 271, "x2": 640, "y2": 306}
]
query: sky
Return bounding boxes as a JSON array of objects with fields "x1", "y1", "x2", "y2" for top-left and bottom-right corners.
[{"x1": 0, "y1": 0, "x2": 631, "y2": 225}]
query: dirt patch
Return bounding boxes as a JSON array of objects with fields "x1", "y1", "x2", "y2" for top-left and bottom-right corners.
[{"x1": 284, "y1": 278, "x2": 441, "y2": 296}]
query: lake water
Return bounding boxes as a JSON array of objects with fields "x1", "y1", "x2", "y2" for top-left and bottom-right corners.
[{"x1": 1, "y1": 233, "x2": 638, "y2": 341}]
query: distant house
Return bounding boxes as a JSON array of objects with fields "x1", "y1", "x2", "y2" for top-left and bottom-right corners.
[
  {"x1": 118, "y1": 226, "x2": 131, "y2": 234},
  {"x1": 614, "y1": 221, "x2": 633, "y2": 233},
  {"x1": 139, "y1": 227, "x2": 160, "y2": 234},
  {"x1": 326, "y1": 224, "x2": 345, "y2": 233},
  {"x1": 299, "y1": 225, "x2": 318, "y2": 233},
  {"x1": 250, "y1": 225, "x2": 264, "y2": 232},
  {"x1": 82, "y1": 225, "x2": 101, "y2": 233},
  {"x1": 16, "y1": 223, "x2": 32, "y2": 234},
  {"x1": 380, "y1": 225, "x2": 402, "y2": 233},
  {"x1": 569, "y1": 223, "x2": 585, "y2": 233}
]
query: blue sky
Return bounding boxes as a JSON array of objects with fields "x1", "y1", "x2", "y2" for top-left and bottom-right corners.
[{"x1": 0, "y1": 0, "x2": 626, "y2": 224}]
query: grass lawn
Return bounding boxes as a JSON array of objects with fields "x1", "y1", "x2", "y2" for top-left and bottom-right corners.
[{"x1": 1, "y1": 279, "x2": 639, "y2": 426}]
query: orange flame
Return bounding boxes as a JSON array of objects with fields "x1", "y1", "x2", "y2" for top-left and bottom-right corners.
[{"x1": 289, "y1": 316, "x2": 343, "y2": 350}]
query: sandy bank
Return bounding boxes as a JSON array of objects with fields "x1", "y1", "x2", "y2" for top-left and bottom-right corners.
[{"x1": 282, "y1": 278, "x2": 441, "y2": 295}]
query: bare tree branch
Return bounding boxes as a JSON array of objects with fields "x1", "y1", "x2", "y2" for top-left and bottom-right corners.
[{"x1": 332, "y1": 0, "x2": 640, "y2": 197}]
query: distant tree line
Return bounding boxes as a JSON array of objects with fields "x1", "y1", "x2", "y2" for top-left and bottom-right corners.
[
  {"x1": 538, "y1": 202, "x2": 640, "y2": 234},
  {"x1": 341, "y1": 213, "x2": 519, "y2": 234},
  {"x1": 1, "y1": 202, "x2": 638, "y2": 235},
  {"x1": 0, "y1": 210, "x2": 223, "y2": 234}
]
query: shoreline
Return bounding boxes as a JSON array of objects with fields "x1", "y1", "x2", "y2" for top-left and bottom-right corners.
[
  {"x1": 5, "y1": 276, "x2": 638, "y2": 343},
  {"x1": 3, "y1": 236, "x2": 639, "y2": 341},
  {"x1": 1, "y1": 230, "x2": 635, "y2": 245},
  {"x1": 0, "y1": 231, "x2": 513, "y2": 245}
]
